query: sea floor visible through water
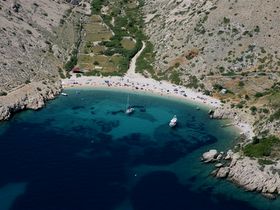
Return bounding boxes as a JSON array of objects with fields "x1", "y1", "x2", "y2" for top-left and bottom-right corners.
[{"x1": 0, "y1": 89, "x2": 279, "y2": 210}]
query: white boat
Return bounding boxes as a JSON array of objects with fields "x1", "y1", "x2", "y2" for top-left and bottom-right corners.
[
  {"x1": 125, "y1": 95, "x2": 134, "y2": 115},
  {"x1": 126, "y1": 107, "x2": 134, "y2": 114},
  {"x1": 61, "y1": 92, "x2": 68, "y2": 96},
  {"x1": 169, "y1": 115, "x2": 177, "y2": 127}
]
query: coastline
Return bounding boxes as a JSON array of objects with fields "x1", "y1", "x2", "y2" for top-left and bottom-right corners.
[
  {"x1": 62, "y1": 75, "x2": 221, "y2": 108},
  {"x1": 61, "y1": 74, "x2": 254, "y2": 140}
]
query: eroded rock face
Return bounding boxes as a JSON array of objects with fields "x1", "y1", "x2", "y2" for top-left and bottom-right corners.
[
  {"x1": 216, "y1": 166, "x2": 230, "y2": 178},
  {"x1": 0, "y1": 81, "x2": 61, "y2": 121},
  {"x1": 214, "y1": 153, "x2": 280, "y2": 198},
  {"x1": 0, "y1": 0, "x2": 90, "y2": 120}
]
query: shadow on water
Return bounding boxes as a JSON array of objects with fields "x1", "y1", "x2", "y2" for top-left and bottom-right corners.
[
  {"x1": 93, "y1": 119, "x2": 120, "y2": 133},
  {"x1": 131, "y1": 171, "x2": 258, "y2": 210},
  {"x1": 71, "y1": 106, "x2": 85, "y2": 110},
  {"x1": 0, "y1": 122, "x2": 127, "y2": 210},
  {"x1": 0, "y1": 119, "x2": 220, "y2": 210}
]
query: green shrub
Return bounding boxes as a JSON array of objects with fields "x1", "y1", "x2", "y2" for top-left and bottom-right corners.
[
  {"x1": 250, "y1": 106, "x2": 257, "y2": 113},
  {"x1": 255, "y1": 92, "x2": 264, "y2": 98},
  {"x1": 186, "y1": 75, "x2": 199, "y2": 89},
  {"x1": 0, "y1": 91, "x2": 7, "y2": 96},
  {"x1": 258, "y1": 159, "x2": 275, "y2": 165},
  {"x1": 91, "y1": 0, "x2": 103, "y2": 14},
  {"x1": 169, "y1": 71, "x2": 181, "y2": 85},
  {"x1": 213, "y1": 83, "x2": 223, "y2": 91},
  {"x1": 269, "y1": 109, "x2": 280, "y2": 121},
  {"x1": 238, "y1": 81, "x2": 245, "y2": 87},
  {"x1": 223, "y1": 17, "x2": 230, "y2": 24},
  {"x1": 243, "y1": 136, "x2": 280, "y2": 157},
  {"x1": 26, "y1": 29, "x2": 32, "y2": 35},
  {"x1": 64, "y1": 56, "x2": 77, "y2": 72}
]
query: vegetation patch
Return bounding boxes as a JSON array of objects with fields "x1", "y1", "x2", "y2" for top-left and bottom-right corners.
[
  {"x1": 243, "y1": 136, "x2": 280, "y2": 158},
  {"x1": 75, "y1": 0, "x2": 154, "y2": 76},
  {"x1": 136, "y1": 41, "x2": 155, "y2": 77},
  {"x1": 121, "y1": 37, "x2": 136, "y2": 50}
]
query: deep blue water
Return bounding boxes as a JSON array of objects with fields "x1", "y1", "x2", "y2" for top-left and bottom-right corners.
[{"x1": 0, "y1": 89, "x2": 278, "y2": 210}]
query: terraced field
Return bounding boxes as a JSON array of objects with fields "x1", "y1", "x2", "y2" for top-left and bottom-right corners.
[
  {"x1": 72, "y1": 0, "x2": 153, "y2": 76},
  {"x1": 77, "y1": 15, "x2": 120, "y2": 74}
]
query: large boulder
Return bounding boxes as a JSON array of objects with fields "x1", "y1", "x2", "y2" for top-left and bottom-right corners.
[
  {"x1": 225, "y1": 149, "x2": 234, "y2": 160},
  {"x1": 216, "y1": 167, "x2": 230, "y2": 178},
  {"x1": 201, "y1": 149, "x2": 218, "y2": 163}
]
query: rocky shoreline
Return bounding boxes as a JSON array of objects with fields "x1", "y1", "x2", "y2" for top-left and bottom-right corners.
[
  {"x1": 204, "y1": 108, "x2": 280, "y2": 199},
  {"x1": 202, "y1": 149, "x2": 280, "y2": 199},
  {"x1": 0, "y1": 81, "x2": 61, "y2": 121}
]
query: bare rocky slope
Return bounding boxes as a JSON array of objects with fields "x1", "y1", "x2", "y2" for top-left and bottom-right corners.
[
  {"x1": 0, "y1": 0, "x2": 90, "y2": 120},
  {"x1": 142, "y1": 0, "x2": 280, "y2": 137}
]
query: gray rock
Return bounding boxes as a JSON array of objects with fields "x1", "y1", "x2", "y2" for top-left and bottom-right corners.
[
  {"x1": 217, "y1": 153, "x2": 223, "y2": 160},
  {"x1": 215, "y1": 163, "x2": 223, "y2": 168},
  {"x1": 225, "y1": 149, "x2": 234, "y2": 160},
  {"x1": 201, "y1": 149, "x2": 218, "y2": 163},
  {"x1": 216, "y1": 167, "x2": 230, "y2": 178},
  {"x1": 220, "y1": 155, "x2": 280, "y2": 197},
  {"x1": 0, "y1": 81, "x2": 61, "y2": 121}
]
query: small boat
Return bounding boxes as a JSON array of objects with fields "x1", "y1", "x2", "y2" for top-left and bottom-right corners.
[
  {"x1": 125, "y1": 107, "x2": 134, "y2": 115},
  {"x1": 169, "y1": 115, "x2": 177, "y2": 127},
  {"x1": 125, "y1": 95, "x2": 134, "y2": 115},
  {"x1": 61, "y1": 92, "x2": 68, "y2": 96}
]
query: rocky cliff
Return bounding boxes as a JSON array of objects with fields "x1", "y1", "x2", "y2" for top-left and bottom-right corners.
[
  {"x1": 215, "y1": 152, "x2": 280, "y2": 199},
  {"x1": 202, "y1": 149, "x2": 280, "y2": 199},
  {"x1": 0, "y1": 0, "x2": 88, "y2": 119}
]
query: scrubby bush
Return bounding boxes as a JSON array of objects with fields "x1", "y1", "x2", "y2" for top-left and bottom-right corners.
[{"x1": 243, "y1": 136, "x2": 280, "y2": 157}]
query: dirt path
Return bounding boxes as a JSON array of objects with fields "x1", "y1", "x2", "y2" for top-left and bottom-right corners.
[{"x1": 126, "y1": 41, "x2": 146, "y2": 78}]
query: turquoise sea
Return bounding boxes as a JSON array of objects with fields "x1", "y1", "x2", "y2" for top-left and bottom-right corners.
[{"x1": 0, "y1": 89, "x2": 279, "y2": 210}]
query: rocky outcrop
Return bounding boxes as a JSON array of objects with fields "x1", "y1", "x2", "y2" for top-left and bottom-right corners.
[
  {"x1": 208, "y1": 107, "x2": 236, "y2": 120},
  {"x1": 0, "y1": 81, "x2": 61, "y2": 120},
  {"x1": 201, "y1": 149, "x2": 218, "y2": 163},
  {"x1": 215, "y1": 166, "x2": 230, "y2": 178},
  {"x1": 204, "y1": 150, "x2": 280, "y2": 199},
  {"x1": 0, "y1": 0, "x2": 90, "y2": 120},
  {"x1": 217, "y1": 156, "x2": 280, "y2": 198}
]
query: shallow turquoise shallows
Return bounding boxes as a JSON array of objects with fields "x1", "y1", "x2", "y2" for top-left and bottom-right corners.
[{"x1": 0, "y1": 89, "x2": 279, "y2": 210}]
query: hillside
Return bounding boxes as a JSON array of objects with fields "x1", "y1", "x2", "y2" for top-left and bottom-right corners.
[
  {"x1": 0, "y1": 0, "x2": 90, "y2": 120},
  {"x1": 142, "y1": 0, "x2": 280, "y2": 137}
]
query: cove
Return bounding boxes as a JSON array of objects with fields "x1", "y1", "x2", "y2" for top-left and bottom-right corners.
[{"x1": 0, "y1": 89, "x2": 278, "y2": 210}]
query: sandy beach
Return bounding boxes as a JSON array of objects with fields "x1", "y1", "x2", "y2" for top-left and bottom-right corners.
[{"x1": 61, "y1": 75, "x2": 221, "y2": 108}]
